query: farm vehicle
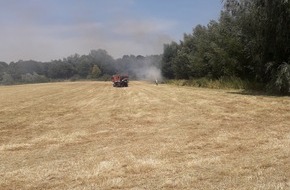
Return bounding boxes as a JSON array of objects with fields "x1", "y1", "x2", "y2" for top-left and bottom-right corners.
[{"x1": 111, "y1": 74, "x2": 129, "y2": 87}]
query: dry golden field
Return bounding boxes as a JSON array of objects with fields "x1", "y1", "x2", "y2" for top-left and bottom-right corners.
[{"x1": 0, "y1": 81, "x2": 289, "y2": 189}]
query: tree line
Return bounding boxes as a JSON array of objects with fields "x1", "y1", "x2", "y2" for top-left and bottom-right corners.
[
  {"x1": 0, "y1": 49, "x2": 162, "y2": 85},
  {"x1": 1, "y1": 0, "x2": 289, "y2": 94},
  {"x1": 161, "y1": 0, "x2": 290, "y2": 94}
]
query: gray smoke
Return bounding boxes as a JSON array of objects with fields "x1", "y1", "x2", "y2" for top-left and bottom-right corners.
[
  {"x1": 115, "y1": 55, "x2": 163, "y2": 82},
  {"x1": 133, "y1": 65, "x2": 163, "y2": 82}
]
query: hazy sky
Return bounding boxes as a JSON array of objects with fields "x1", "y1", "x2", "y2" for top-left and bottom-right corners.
[{"x1": 0, "y1": 0, "x2": 222, "y2": 62}]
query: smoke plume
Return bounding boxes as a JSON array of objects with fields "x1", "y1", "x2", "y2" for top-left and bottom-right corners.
[{"x1": 115, "y1": 55, "x2": 163, "y2": 82}]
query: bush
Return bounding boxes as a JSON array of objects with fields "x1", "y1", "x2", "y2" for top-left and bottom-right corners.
[
  {"x1": 97, "y1": 74, "x2": 112, "y2": 81},
  {"x1": 167, "y1": 77, "x2": 257, "y2": 90},
  {"x1": 266, "y1": 62, "x2": 290, "y2": 95},
  {"x1": 70, "y1": 74, "x2": 81, "y2": 81},
  {"x1": 21, "y1": 72, "x2": 49, "y2": 84}
]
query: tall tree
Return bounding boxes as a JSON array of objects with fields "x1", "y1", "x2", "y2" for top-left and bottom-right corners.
[{"x1": 162, "y1": 42, "x2": 179, "y2": 79}]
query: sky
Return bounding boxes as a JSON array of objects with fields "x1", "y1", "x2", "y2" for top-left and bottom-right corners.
[{"x1": 0, "y1": 0, "x2": 222, "y2": 63}]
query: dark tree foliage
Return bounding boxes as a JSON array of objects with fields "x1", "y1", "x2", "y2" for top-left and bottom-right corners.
[
  {"x1": 0, "y1": 62, "x2": 8, "y2": 81},
  {"x1": 162, "y1": 42, "x2": 179, "y2": 79},
  {"x1": 162, "y1": 0, "x2": 290, "y2": 94},
  {"x1": 89, "y1": 49, "x2": 116, "y2": 76}
]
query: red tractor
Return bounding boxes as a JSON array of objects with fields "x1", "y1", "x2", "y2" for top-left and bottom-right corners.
[{"x1": 111, "y1": 74, "x2": 129, "y2": 87}]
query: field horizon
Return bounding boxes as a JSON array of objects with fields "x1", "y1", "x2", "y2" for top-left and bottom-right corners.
[{"x1": 0, "y1": 81, "x2": 289, "y2": 189}]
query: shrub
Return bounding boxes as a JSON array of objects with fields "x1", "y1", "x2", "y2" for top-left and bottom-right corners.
[
  {"x1": 167, "y1": 77, "x2": 257, "y2": 90},
  {"x1": 70, "y1": 74, "x2": 81, "y2": 81},
  {"x1": 21, "y1": 72, "x2": 49, "y2": 84},
  {"x1": 266, "y1": 62, "x2": 290, "y2": 95}
]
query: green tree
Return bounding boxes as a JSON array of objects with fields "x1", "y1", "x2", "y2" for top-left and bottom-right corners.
[
  {"x1": 0, "y1": 62, "x2": 8, "y2": 81},
  {"x1": 76, "y1": 55, "x2": 92, "y2": 78},
  {"x1": 1, "y1": 72, "x2": 14, "y2": 85},
  {"x1": 172, "y1": 51, "x2": 193, "y2": 79},
  {"x1": 89, "y1": 65, "x2": 102, "y2": 79},
  {"x1": 161, "y1": 42, "x2": 179, "y2": 79},
  {"x1": 89, "y1": 49, "x2": 116, "y2": 75},
  {"x1": 223, "y1": 0, "x2": 290, "y2": 93}
]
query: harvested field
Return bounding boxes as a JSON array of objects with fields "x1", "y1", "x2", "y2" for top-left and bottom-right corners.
[{"x1": 0, "y1": 81, "x2": 289, "y2": 189}]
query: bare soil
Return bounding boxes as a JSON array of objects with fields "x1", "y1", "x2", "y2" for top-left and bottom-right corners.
[{"x1": 0, "y1": 81, "x2": 289, "y2": 189}]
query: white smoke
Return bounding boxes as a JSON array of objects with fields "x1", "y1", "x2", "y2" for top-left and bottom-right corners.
[
  {"x1": 134, "y1": 65, "x2": 163, "y2": 82},
  {"x1": 124, "y1": 56, "x2": 163, "y2": 82}
]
